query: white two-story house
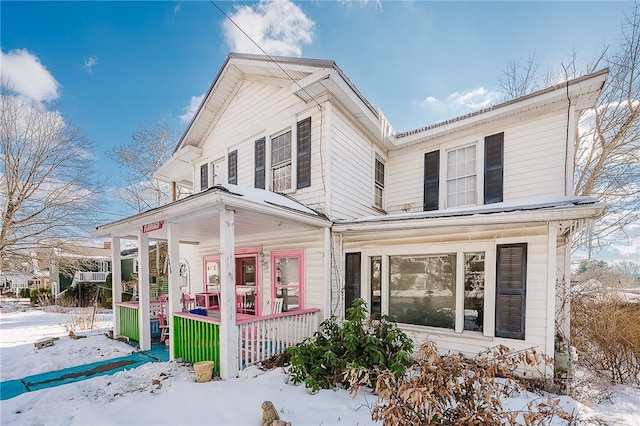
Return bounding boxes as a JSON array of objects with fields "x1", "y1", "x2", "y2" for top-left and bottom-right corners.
[{"x1": 93, "y1": 53, "x2": 607, "y2": 380}]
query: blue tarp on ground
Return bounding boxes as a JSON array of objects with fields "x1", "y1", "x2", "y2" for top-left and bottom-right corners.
[{"x1": 0, "y1": 343, "x2": 169, "y2": 400}]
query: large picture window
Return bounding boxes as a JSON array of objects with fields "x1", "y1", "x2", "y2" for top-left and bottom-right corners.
[
  {"x1": 389, "y1": 254, "x2": 456, "y2": 329},
  {"x1": 272, "y1": 250, "x2": 304, "y2": 312}
]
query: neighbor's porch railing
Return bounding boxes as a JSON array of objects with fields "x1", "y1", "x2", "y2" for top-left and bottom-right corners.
[
  {"x1": 73, "y1": 271, "x2": 109, "y2": 282},
  {"x1": 237, "y1": 308, "x2": 320, "y2": 370}
]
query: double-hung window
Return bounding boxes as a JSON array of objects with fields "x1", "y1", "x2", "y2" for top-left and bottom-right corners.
[
  {"x1": 424, "y1": 132, "x2": 504, "y2": 210},
  {"x1": 446, "y1": 144, "x2": 477, "y2": 208},
  {"x1": 271, "y1": 131, "x2": 292, "y2": 192},
  {"x1": 374, "y1": 157, "x2": 385, "y2": 209}
]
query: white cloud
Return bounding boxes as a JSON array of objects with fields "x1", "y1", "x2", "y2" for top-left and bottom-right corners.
[
  {"x1": 83, "y1": 56, "x2": 98, "y2": 73},
  {"x1": 174, "y1": 3, "x2": 181, "y2": 14},
  {"x1": 222, "y1": 0, "x2": 315, "y2": 57},
  {"x1": 180, "y1": 94, "x2": 205, "y2": 123},
  {"x1": 0, "y1": 49, "x2": 60, "y2": 102},
  {"x1": 414, "y1": 86, "x2": 500, "y2": 119}
]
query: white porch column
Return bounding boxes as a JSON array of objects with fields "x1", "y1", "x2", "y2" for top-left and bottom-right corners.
[
  {"x1": 219, "y1": 207, "x2": 238, "y2": 379},
  {"x1": 110, "y1": 237, "x2": 122, "y2": 337},
  {"x1": 546, "y1": 221, "x2": 559, "y2": 374},
  {"x1": 167, "y1": 223, "x2": 181, "y2": 360},
  {"x1": 323, "y1": 227, "x2": 332, "y2": 320},
  {"x1": 138, "y1": 231, "x2": 152, "y2": 351}
]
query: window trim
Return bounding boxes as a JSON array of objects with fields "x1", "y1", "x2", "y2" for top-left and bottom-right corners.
[
  {"x1": 360, "y1": 242, "x2": 495, "y2": 336},
  {"x1": 270, "y1": 128, "x2": 293, "y2": 193},
  {"x1": 271, "y1": 249, "x2": 305, "y2": 312},
  {"x1": 445, "y1": 143, "x2": 479, "y2": 208},
  {"x1": 373, "y1": 155, "x2": 386, "y2": 210}
]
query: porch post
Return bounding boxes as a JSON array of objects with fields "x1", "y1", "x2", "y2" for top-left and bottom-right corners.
[
  {"x1": 138, "y1": 231, "x2": 152, "y2": 351},
  {"x1": 219, "y1": 207, "x2": 238, "y2": 379},
  {"x1": 323, "y1": 227, "x2": 332, "y2": 319},
  {"x1": 546, "y1": 221, "x2": 559, "y2": 375},
  {"x1": 110, "y1": 237, "x2": 122, "y2": 337},
  {"x1": 167, "y1": 222, "x2": 181, "y2": 360}
]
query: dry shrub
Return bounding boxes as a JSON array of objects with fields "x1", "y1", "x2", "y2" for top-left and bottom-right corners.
[
  {"x1": 571, "y1": 283, "x2": 640, "y2": 384},
  {"x1": 346, "y1": 342, "x2": 573, "y2": 426},
  {"x1": 61, "y1": 307, "x2": 97, "y2": 332}
]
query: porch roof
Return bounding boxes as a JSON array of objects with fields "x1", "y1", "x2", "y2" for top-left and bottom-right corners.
[
  {"x1": 332, "y1": 196, "x2": 607, "y2": 232},
  {"x1": 92, "y1": 184, "x2": 330, "y2": 241}
]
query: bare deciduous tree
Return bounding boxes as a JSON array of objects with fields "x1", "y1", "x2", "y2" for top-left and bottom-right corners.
[
  {"x1": 500, "y1": 3, "x2": 640, "y2": 254},
  {"x1": 0, "y1": 87, "x2": 103, "y2": 272},
  {"x1": 107, "y1": 118, "x2": 176, "y2": 214}
]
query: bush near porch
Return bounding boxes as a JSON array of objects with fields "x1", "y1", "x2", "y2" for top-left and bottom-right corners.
[{"x1": 287, "y1": 299, "x2": 414, "y2": 393}]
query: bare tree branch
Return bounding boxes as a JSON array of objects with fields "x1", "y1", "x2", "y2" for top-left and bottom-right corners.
[{"x1": 0, "y1": 86, "x2": 105, "y2": 272}]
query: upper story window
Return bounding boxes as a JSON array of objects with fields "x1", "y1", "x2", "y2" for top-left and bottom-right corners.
[
  {"x1": 199, "y1": 157, "x2": 227, "y2": 192},
  {"x1": 424, "y1": 132, "x2": 504, "y2": 211},
  {"x1": 374, "y1": 157, "x2": 385, "y2": 209},
  {"x1": 271, "y1": 130, "x2": 292, "y2": 192},
  {"x1": 446, "y1": 144, "x2": 477, "y2": 208}
]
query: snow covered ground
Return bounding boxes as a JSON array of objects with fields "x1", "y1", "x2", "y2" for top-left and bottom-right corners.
[{"x1": 1, "y1": 300, "x2": 640, "y2": 426}]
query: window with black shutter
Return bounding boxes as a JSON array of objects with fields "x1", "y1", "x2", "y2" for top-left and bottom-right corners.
[
  {"x1": 495, "y1": 243, "x2": 527, "y2": 339},
  {"x1": 200, "y1": 163, "x2": 209, "y2": 191},
  {"x1": 345, "y1": 252, "x2": 361, "y2": 315},
  {"x1": 254, "y1": 137, "x2": 266, "y2": 189},
  {"x1": 424, "y1": 150, "x2": 440, "y2": 211},
  {"x1": 228, "y1": 150, "x2": 238, "y2": 185},
  {"x1": 297, "y1": 117, "x2": 311, "y2": 189},
  {"x1": 484, "y1": 132, "x2": 504, "y2": 204}
]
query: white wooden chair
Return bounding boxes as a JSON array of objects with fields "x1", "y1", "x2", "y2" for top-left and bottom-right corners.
[{"x1": 272, "y1": 297, "x2": 283, "y2": 315}]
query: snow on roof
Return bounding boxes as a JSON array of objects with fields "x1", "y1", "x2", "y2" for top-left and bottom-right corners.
[
  {"x1": 217, "y1": 183, "x2": 322, "y2": 217},
  {"x1": 337, "y1": 196, "x2": 603, "y2": 225}
]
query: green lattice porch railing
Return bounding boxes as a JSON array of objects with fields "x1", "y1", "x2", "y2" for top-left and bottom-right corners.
[
  {"x1": 116, "y1": 303, "x2": 140, "y2": 342},
  {"x1": 173, "y1": 313, "x2": 220, "y2": 373}
]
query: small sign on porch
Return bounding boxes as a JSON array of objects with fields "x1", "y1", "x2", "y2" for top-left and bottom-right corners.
[{"x1": 142, "y1": 220, "x2": 163, "y2": 233}]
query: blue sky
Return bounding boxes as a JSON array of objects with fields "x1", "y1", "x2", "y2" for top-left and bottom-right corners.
[{"x1": 1, "y1": 0, "x2": 636, "y2": 260}]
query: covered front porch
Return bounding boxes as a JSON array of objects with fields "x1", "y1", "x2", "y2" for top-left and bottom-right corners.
[{"x1": 94, "y1": 185, "x2": 331, "y2": 379}]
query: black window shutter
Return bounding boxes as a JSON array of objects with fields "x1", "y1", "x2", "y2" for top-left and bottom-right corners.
[
  {"x1": 424, "y1": 150, "x2": 440, "y2": 211},
  {"x1": 297, "y1": 117, "x2": 311, "y2": 189},
  {"x1": 484, "y1": 132, "x2": 504, "y2": 204},
  {"x1": 344, "y1": 252, "x2": 361, "y2": 316},
  {"x1": 228, "y1": 150, "x2": 238, "y2": 185},
  {"x1": 495, "y1": 243, "x2": 527, "y2": 340},
  {"x1": 200, "y1": 164, "x2": 208, "y2": 191},
  {"x1": 254, "y1": 138, "x2": 266, "y2": 189}
]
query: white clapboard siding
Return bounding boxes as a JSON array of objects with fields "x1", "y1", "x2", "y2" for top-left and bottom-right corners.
[
  {"x1": 339, "y1": 224, "x2": 552, "y2": 357},
  {"x1": 194, "y1": 80, "x2": 328, "y2": 213},
  {"x1": 177, "y1": 227, "x2": 327, "y2": 320},
  {"x1": 329, "y1": 108, "x2": 381, "y2": 220},
  {"x1": 386, "y1": 108, "x2": 570, "y2": 214}
]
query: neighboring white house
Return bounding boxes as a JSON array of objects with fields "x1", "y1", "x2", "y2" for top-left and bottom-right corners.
[{"x1": 93, "y1": 53, "x2": 607, "y2": 379}]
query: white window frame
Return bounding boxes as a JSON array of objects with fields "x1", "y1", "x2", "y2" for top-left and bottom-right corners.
[
  {"x1": 270, "y1": 129, "x2": 294, "y2": 192},
  {"x1": 360, "y1": 242, "x2": 496, "y2": 337},
  {"x1": 437, "y1": 135, "x2": 485, "y2": 210},
  {"x1": 372, "y1": 149, "x2": 388, "y2": 211}
]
